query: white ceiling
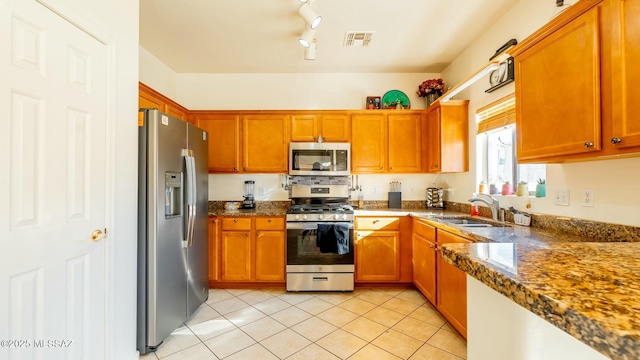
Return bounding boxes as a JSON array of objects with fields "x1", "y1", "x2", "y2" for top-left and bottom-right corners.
[{"x1": 139, "y1": 0, "x2": 521, "y2": 74}]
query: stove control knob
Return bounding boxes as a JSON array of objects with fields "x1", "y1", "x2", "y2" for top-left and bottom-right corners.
[
  {"x1": 317, "y1": 214, "x2": 323, "y2": 220},
  {"x1": 341, "y1": 214, "x2": 348, "y2": 220},
  {"x1": 302, "y1": 214, "x2": 308, "y2": 220},
  {"x1": 333, "y1": 214, "x2": 340, "y2": 220},
  {"x1": 295, "y1": 214, "x2": 300, "y2": 220}
]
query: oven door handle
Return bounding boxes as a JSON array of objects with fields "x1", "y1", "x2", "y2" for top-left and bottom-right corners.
[{"x1": 286, "y1": 222, "x2": 354, "y2": 230}]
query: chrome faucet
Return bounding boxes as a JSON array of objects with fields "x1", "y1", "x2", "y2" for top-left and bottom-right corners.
[{"x1": 468, "y1": 193, "x2": 500, "y2": 221}]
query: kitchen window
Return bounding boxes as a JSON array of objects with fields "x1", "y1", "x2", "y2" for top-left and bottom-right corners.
[{"x1": 476, "y1": 94, "x2": 545, "y2": 194}]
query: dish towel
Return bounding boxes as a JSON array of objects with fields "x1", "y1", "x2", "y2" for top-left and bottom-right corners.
[{"x1": 316, "y1": 223, "x2": 350, "y2": 255}]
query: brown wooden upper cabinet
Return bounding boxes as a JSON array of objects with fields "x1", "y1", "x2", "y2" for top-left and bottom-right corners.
[
  {"x1": 609, "y1": 0, "x2": 640, "y2": 151},
  {"x1": 193, "y1": 112, "x2": 288, "y2": 173},
  {"x1": 195, "y1": 112, "x2": 242, "y2": 173},
  {"x1": 290, "y1": 112, "x2": 350, "y2": 142},
  {"x1": 425, "y1": 101, "x2": 469, "y2": 173},
  {"x1": 388, "y1": 113, "x2": 423, "y2": 173},
  {"x1": 351, "y1": 113, "x2": 387, "y2": 173},
  {"x1": 243, "y1": 114, "x2": 289, "y2": 173},
  {"x1": 137, "y1": 83, "x2": 471, "y2": 173},
  {"x1": 351, "y1": 111, "x2": 428, "y2": 174},
  {"x1": 511, "y1": 0, "x2": 640, "y2": 162}
]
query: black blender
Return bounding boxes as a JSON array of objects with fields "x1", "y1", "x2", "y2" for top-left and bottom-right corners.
[{"x1": 242, "y1": 180, "x2": 256, "y2": 209}]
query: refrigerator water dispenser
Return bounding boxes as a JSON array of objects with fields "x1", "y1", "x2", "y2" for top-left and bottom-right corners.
[{"x1": 165, "y1": 172, "x2": 183, "y2": 217}]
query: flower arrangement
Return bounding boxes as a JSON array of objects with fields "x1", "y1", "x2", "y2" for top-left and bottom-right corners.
[{"x1": 417, "y1": 78, "x2": 445, "y2": 98}]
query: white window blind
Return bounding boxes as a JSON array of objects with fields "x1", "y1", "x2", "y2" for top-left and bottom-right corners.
[{"x1": 476, "y1": 94, "x2": 516, "y2": 134}]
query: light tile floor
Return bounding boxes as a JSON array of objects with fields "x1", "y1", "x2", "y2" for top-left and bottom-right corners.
[{"x1": 139, "y1": 288, "x2": 467, "y2": 360}]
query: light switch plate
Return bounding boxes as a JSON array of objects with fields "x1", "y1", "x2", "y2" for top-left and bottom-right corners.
[{"x1": 554, "y1": 189, "x2": 569, "y2": 206}]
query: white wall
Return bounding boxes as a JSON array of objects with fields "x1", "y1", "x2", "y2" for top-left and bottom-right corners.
[
  {"x1": 55, "y1": 0, "x2": 140, "y2": 359},
  {"x1": 176, "y1": 72, "x2": 439, "y2": 110},
  {"x1": 441, "y1": 0, "x2": 640, "y2": 227},
  {"x1": 139, "y1": 46, "x2": 178, "y2": 100}
]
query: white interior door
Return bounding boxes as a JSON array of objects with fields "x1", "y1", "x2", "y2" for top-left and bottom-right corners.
[{"x1": 0, "y1": 0, "x2": 108, "y2": 359}]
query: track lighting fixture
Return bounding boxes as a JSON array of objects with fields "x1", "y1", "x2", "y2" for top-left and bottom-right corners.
[
  {"x1": 304, "y1": 42, "x2": 316, "y2": 60},
  {"x1": 296, "y1": 0, "x2": 321, "y2": 59},
  {"x1": 299, "y1": 3, "x2": 321, "y2": 29},
  {"x1": 298, "y1": 28, "x2": 316, "y2": 48}
]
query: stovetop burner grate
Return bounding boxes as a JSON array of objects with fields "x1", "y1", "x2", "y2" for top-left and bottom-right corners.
[{"x1": 287, "y1": 204, "x2": 354, "y2": 214}]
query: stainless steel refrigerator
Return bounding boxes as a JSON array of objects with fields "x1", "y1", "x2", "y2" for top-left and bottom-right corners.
[{"x1": 137, "y1": 109, "x2": 209, "y2": 354}]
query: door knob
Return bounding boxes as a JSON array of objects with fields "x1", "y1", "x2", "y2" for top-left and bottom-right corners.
[{"x1": 91, "y1": 229, "x2": 107, "y2": 242}]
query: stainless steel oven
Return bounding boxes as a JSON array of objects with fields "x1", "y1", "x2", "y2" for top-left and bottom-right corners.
[
  {"x1": 286, "y1": 221, "x2": 354, "y2": 292},
  {"x1": 285, "y1": 182, "x2": 355, "y2": 292}
]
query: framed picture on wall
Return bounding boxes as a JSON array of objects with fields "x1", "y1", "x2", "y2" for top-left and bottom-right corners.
[{"x1": 366, "y1": 96, "x2": 381, "y2": 109}]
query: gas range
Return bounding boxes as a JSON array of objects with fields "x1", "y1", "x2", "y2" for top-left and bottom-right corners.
[{"x1": 286, "y1": 204, "x2": 354, "y2": 222}]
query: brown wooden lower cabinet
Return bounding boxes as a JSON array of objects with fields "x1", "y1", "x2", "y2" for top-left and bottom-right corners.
[
  {"x1": 355, "y1": 216, "x2": 413, "y2": 284},
  {"x1": 208, "y1": 217, "x2": 220, "y2": 281},
  {"x1": 436, "y1": 229, "x2": 470, "y2": 338},
  {"x1": 412, "y1": 218, "x2": 470, "y2": 339},
  {"x1": 209, "y1": 216, "x2": 285, "y2": 286},
  {"x1": 356, "y1": 230, "x2": 400, "y2": 281},
  {"x1": 254, "y1": 218, "x2": 286, "y2": 281},
  {"x1": 221, "y1": 230, "x2": 252, "y2": 281},
  {"x1": 412, "y1": 219, "x2": 437, "y2": 304}
]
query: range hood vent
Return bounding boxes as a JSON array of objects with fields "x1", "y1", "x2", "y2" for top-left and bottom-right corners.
[{"x1": 343, "y1": 31, "x2": 374, "y2": 47}]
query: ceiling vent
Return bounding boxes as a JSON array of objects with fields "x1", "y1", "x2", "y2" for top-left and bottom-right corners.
[{"x1": 343, "y1": 32, "x2": 374, "y2": 47}]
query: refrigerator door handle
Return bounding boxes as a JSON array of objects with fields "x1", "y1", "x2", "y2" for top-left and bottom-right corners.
[
  {"x1": 187, "y1": 154, "x2": 196, "y2": 247},
  {"x1": 182, "y1": 149, "x2": 196, "y2": 247}
]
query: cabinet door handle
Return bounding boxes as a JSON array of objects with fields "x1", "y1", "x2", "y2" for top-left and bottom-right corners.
[
  {"x1": 429, "y1": 244, "x2": 435, "y2": 249},
  {"x1": 584, "y1": 141, "x2": 594, "y2": 148},
  {"x1": 256, "y1": 232, "x2": 262, "y2": 237},
  {"x1": 233, "y1": 219, "x2": 238, "y2": 222},
  {"x1": 234, "y1": 167, "x2": 238, "y2": 171},
  {"x1": 389, "y1": 166, "x2": 393, "y2": 170},
  {"x1": 373, "y1": 220, "x2": 379, "y2": 224},
  {"x1": 268, "y1": 219, "x2": 272, "y2": 223},
  {"x1": 246, "y1": 232, "x2": 250, "y2": 237},
  {"x1": 611, "y1": 137, "x2": 622, "y2": 145},
  {"x1": 379, "y1": 167, "x2": 383, "y2": 170}
]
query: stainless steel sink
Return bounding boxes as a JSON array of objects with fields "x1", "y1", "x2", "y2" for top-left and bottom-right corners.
[
  {"x1": 442, "y1": 219, "x2": 486, "y2": 225},
  {"x1": 441, "y1": 218, "x2": 507, "y2": 228}
]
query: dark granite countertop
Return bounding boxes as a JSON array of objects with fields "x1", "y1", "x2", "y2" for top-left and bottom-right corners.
[
  {"x1": 441, "y1": 238, "x2": 640, "y2": 360},
  {"x1": 208, "y1": 208, "x2": 288, "y2": 217}
]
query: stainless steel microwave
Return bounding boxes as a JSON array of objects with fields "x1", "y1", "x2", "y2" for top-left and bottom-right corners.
[{"x1": 289, "y1": 142, "x2": 350, "y2": 176}]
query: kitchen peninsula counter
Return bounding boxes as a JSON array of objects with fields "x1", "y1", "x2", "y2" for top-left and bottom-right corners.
[
  {"x1": 440, "y1": 240, "x2": 640, "y2": 360},
  {"x1": 357, "y1": 207, "x2": 639, "y2": 359}
]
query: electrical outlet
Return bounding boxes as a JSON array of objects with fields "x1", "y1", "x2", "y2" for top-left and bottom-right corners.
[
  {"x1": 410, "y1": 187, "x2": 414, "y2": 194},
  {"x1": 373, "y1": 187, "x2": 377, "y2": 194},
  {"x1": 554, "y1": 188, "x2": 570, "y2": 206},
  {"x1": 259, "y1": 186, "x2": 265, "y2": 195},
  {"x1": 582, "y1": 188, "x2": 594, "y2": 207}
]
